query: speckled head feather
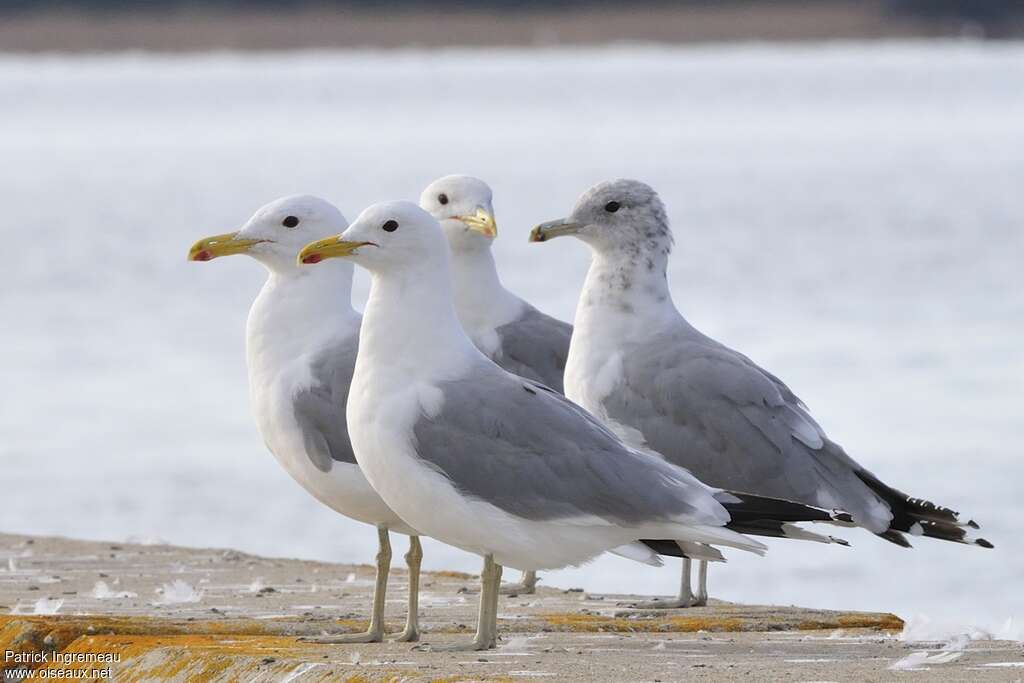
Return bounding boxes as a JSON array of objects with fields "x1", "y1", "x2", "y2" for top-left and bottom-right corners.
[{"x1": 568, "y1": 179, "x2": 673, "y2": 258}]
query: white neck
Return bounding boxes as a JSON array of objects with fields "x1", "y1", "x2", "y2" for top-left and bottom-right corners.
[
  {"x1": 246, "y1": 262, "x2": 359, "y2": 378},
  {"x1": 565, "y1": 246, "x2": 683, "y2": 409},
  {"x1": 358, "y1": 262, "x2": 482, "y2": 386},
  {"x1": 450, "y1": 245, "x2": 524, "y2": 335},
  {"x1": 574, "y1": 246, "x2": 680, "y2": 331}
]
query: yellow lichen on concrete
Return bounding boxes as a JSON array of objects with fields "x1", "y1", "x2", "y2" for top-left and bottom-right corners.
[
  {"x1": 541, "y1": 609, "x2": 901, "y2": 634},
  {"x1": 37, "y1": 633, "x2": 422, "y2": 683},
  {"x1": 797, "y1": 613, "x2": 904, "y2": 632},
  {"x1": 0, "y1": 614, "x2": 276, "y2": 638},
  {"x1": 429, "y1": 570, "x2": 475, "y2": 580},
  {"x1": 667, "y1": 616, "x2": 746, "y2": 631},
  {"x1": 0, "y1": 618, "x2": 93, "y2": 676},
  {"x1": 541, "y1": 612, "x2": 744, "y2": 633}
]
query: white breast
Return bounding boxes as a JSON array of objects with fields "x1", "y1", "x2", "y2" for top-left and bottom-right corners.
[
  {"x1": 565, "y1": 296, "x2": 663, "y2": 451},
  {"x1": 457, "y1": 295, "x2": 524, "y2": 359},
  {"x1": 565, "y1": 301, "x2": 632, "y2": 412},
  {"x1": 246, "y1": 277, "x2": 413, "y2": 534},
  {"x1": 249, "y1": 360, "x2": 411, "y2": 532}
]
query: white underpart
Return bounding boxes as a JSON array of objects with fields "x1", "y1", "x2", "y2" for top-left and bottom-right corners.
[
  {"x1": 447, "y1": 230, "x2": 525, "y2": 358},
  {"x1": 566, "y1": 252, "x2": 679, "y2": 413},
  {"x1": 247, "y1": 262, "x2": 414, "y2": 534},
  {"x1": 565, "y1": 253, "x2": 678, "y2": 456},
  {"x1": 348, "y1": 252, "x2": 766, "y2": 572}
]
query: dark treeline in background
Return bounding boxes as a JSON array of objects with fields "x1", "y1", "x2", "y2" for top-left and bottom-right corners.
[
  {"x1": 1, "y1": 0, "x2": 1021, "y2": 51},
  {"x1": 2, "y1": 0, "x2": 1021, "y2": 20}
]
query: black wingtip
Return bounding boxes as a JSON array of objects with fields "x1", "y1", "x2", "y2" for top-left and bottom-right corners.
[
  {"x1": 832, "y1": 511, "x2": 855, "y2": 524},
  {"x1": 639, "y1": 539, "x2": 687, "y2": 558},
  {"x1": 719, "y1": 490, "x2": 836, "y2": 524},
  {"x1": 877, "y1": 529, "x2": 913, "y2": 548},
  {"x1": 853, "y1": 470, "x2": 991, "y2": 548}
]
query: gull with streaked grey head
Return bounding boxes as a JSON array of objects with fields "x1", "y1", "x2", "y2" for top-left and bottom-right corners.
[
  {"x1": 297, "y1": 200, "x2": 847, "y2": 650},
  {"x1": 188, "y1": 195, "x2": 423, "y2": 643},
  {"x1": 531, "y1": 179, "x2": 993, "y2": 608},
  {"x1": 421, "y1": 174, "x2": 574, "y2": 594}
]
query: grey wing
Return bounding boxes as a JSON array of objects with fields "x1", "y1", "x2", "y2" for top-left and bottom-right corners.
[
  {"x1": 603, "y1": 328, "x2": 891, "y2": 531},
  {"x1": 412, "y1": 364, "x2": 727, "y2": 527},
  {"x1": 492, "y1": 305, "x2": 572, "y2": 392},
  {"x1": 292, "y1": 335, "x2": 360, "y2": 472}
]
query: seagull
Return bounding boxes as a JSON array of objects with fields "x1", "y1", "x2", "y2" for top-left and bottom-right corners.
[
  {"x1": 530, "y1": 178, "x2": 993, "y2": 608},
  {"x1": 297, "y1": 200, "x2": 846, "y2": 650},
  {"x1": 420, "y1": 175, "x2": 572, "y2": 390},
  {"x1": 188, "y1": 195, "x2": 423, "y2": 643},
  {"x1": 420, "y1": 174, "x2": 573, "y2": 594}
]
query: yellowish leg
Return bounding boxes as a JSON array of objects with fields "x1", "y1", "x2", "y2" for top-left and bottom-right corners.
[
  {"x1": 501, "y1": 569, "x2": 538, "y2": 595},
  {"x1": 391, "y1": 535, "x2": 422, "y2": 642},
  {"x1": 487, "y1": 560, "x2": 503, "y2": 648},
  {"x1": 693, "y1": 560, "x2": 709, "y2": 606},
  {"x1": 630, "y1": 557, "x2": 695, "y2": 609},
  {"x1": 415, "y1": 554, "x2": 501, "y2": 651},
  {"x1": 300, "y1": 526, "x2": 390, "y2": 643}
]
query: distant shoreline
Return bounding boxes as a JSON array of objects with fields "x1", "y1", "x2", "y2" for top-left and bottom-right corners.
[{"x1": 1, "y1": 3, "x2": 1021, "y2": 53}]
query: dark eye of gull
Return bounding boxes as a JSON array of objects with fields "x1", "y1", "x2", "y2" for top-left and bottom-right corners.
[
  {"x1": 604, "y1": 201, "x2": 620, "y2": 213},
  {"x1": 282, "y1": 215, "x2": 300, "y2": 228},
  {"x1": 382, "y1": 220, "x2": 399, "y2": 232},
  {"x1": 438, "y1": 194, "x2": 449, "y2": 205}
]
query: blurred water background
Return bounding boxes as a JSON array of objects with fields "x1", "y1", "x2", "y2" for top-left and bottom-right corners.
[{"x1": 1, "y1": 41, "x2": 1021, "y2": 628}]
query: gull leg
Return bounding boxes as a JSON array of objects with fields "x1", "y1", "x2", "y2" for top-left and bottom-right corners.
[
  {"x1": 414, "y1": 554, "x2": 499, "y2": 652},
  {"x1": 500, "y1": 569, "x2": 538, "y2": 595},
  {"x1": 680, "y1": 558, "x2": 695, "y2": 605},
  {"x1": 693, "y1": 560, "x2": 709, "y2": 606},
  {"x1": 300, "y1": 525, "x2": 390, "y2": 644},
  {"x1": 391, "y1": 535, "x2": 422, "y2": 642},
  {"x1": 488, "y1": 561, "x2": 503, "y2": 648},
  {"x1": 629, "y1": 557, "x2": 695, "y2": 609}
]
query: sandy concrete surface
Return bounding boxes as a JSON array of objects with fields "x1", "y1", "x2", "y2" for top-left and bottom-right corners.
[{"x1": 1, "y1": 532, "x2": 1020, "y2": 681}]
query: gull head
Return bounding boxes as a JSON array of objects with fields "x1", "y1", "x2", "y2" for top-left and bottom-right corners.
[
  {"x1": 530, "y1": 179, "x2": 671, "y2": 257},
  {"x1": 420, "y1": 174, "x2": 498, "y2": 251},
  {"x1": 298, "y1": 200, "x2": 448, "y2": 276},
  {"x1": 188, "y1": 195, "x2": 348, "y2": 273}
]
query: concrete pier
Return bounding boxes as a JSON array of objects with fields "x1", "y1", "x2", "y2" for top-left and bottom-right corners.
[{"x1": 1, "y1": 533, "x2": 1018, "y2": 681}]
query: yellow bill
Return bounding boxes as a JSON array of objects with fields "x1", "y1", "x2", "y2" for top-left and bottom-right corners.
[
  {"x1": 188, "y1": 232, "x2": 266, "y2": 261},
  {"x1": 297, "y1": 236, "x2": 374, "y2": 265},
  {"x1": 457, "y1": 207, "x2": 498, "y2": 238}
]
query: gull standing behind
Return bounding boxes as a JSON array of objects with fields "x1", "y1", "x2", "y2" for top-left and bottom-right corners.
[
  {"x1": 188, "y1": 196, "x2": 423, "y2": 643},
  {"x1": 297, "y1": 201, "x2": 847, "y2": 651},
  {"x1": 420, "y1": 174, "x2": 573, "y2": 594},
  {"x1": 531, "y1": 179, "x2": 992, "y2": 608}
]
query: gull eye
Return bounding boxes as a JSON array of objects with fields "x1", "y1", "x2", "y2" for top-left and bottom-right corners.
[
  {"x1": 282, "y1": 215, "x2": 300, "y2": 228},
  {"x1": 438, "y1": 193, "x2": 449, "y2": 206},
  {"x1": 382, "y1": 220, "x2": 399, "y2": 232},
  {"x1": 604, "y1": 201, "x2": 620, "y2": 213}
]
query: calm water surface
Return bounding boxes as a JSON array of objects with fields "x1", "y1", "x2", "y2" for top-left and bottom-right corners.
[{"x1": 1, "y1": 42, "x2": 1021, "y2": 628}]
